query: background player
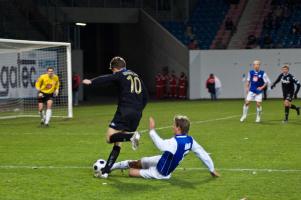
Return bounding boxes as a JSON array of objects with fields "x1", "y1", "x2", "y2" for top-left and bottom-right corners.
[
  {"x1": 271, "y1": 65, "x2": 300, "y2": 122},
  {"x1": 35, "y1": 67, "x2": 60, "y2": 126},
  {"x1": 110, "y1": 115, "x2": 220, "y2": 180},
  {"x1": 240, "y1": 60, "x2": 269, "y2": 123},
  {"x1": 82, "y1": 56, "x2": 148, "y2": 178}
]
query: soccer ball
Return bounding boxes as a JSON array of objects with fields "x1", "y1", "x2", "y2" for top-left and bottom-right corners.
[{"x1": 93, "y1": 159, "x2": 106, "y2": 173}]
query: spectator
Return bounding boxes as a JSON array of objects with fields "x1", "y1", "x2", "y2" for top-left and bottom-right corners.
[
  {"x1": 291, "y1": 22, "x2": 301, "y2": 35},
  {"x1": 185, "y1": 25, "x2": 196, "y2": 40},
  {"x1": 188, "y1": 39, "x2": 200, "y2": 50},
  {"x1": 225, "y1": 17, "x2": 234, "y2": 31},
  {"x1": 247, "y1": 34, "x2": 257, "y2": 46},
  {"x1": 155, "y1": 71, "x2": 164, "y2": 99},
  {"x1": 169, "y1": 71, "x2": 178, "y2": 98},
  {"x1": 178, "y1": 72, "x2": 187, "y2": 99},
  {"x1": 162, "y1": 66, "x2": 170, "y2": 98},
  {"x1": 206, "y1": 74, "x2": 216, "y2": 101},
  {"x1": 215, "y1": 40, "x2": 226, "y2": 49},
  {"x1": 72, "y1": 72, "x2": 81, "y2": 106},
  {"x1": 263, "y1": 34, "x2": 273, "y2": 48}
]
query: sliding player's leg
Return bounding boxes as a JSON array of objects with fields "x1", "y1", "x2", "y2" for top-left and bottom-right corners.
[
  {"x1": 111, "y1": 160, "x2": 141, "y2": 171},
  {"x1": 128, "y1": 156, "x2": 170, "y2": 179}
]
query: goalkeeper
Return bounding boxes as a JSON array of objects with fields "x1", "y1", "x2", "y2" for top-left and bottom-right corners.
[{"x1": 35, "y1": 67, "x2": 60, "y2": 126}]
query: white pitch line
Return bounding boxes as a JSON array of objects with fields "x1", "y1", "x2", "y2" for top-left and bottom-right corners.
[
  {"x1": 0, "y1": 165, "x2": 301, "y2": 173},
  {"x1": 139, "y1": 114, "x2": 244, "y2": 133}
]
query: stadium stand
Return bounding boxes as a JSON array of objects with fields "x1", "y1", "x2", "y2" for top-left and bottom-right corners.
[
  {"x1": 260, "y1": 0, "x2": 301, "y2": 48},
  {"x1": 210, "y1": 0, "x2": 247, "y2": 49},
  {"x1": 161, "y1": 0, "x2": 230, "y2": 49}
]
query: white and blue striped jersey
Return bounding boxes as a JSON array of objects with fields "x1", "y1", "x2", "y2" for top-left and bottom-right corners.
[{"x1": 149, "y1": 129, "x2": 215, "y2": 176}]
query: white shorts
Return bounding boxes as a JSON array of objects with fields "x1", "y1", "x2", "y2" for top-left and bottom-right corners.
[
  {"x1": 139, "y1": 155, "x2": 171, "y2": 180},
  {"x1": 246, "y1": 91, "x2": 262, "y2": 102}
]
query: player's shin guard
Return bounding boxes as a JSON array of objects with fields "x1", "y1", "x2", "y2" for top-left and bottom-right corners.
[
  {"x1": 285, "y1": 106, "x2": 290, "y2": 121},
  {"x1": 109, "y1": 132, "x2": 133, "y2": 143},
  {"x1": 45, "y1": 109, "x2": 52, "y2": 125},
  {"x1": 102, "y1": 145, "x2": 121, "y2": 174}
]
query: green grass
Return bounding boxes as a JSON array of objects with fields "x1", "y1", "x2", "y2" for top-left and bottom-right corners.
[{"x1": 1, "y1": 100, "x2": 301, "y2": 200}]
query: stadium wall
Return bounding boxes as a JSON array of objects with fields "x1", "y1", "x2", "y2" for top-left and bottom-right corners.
[
  {"x1": 189, "y1": 49, "x2": 301, "y2": 99},
  {"x1": 119, "y1": 10, "x2": 189, "y2": 93},
  {"x1": 138, "y1": 10, "x2": 189, "y2": 93}
]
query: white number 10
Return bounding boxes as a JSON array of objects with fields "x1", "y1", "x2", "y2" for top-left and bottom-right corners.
[{"x1": 127, "y1": 75, "x2": 142, "y2": 94}]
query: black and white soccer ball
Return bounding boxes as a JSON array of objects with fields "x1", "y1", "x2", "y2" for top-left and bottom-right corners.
[{"x1": 93, "y1": 159, "x2": 106, "y2": 173}]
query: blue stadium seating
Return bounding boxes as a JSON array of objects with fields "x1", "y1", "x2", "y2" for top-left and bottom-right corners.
[
  {"x1": 261, "y1": 2, "x2": 301, "y2": 48},
  {"x1": 161, "y1": 0, "x2": 230, "y2": 49}
]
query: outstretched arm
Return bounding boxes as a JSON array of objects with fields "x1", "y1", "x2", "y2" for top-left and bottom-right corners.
[
  {"x1": 271, "y1": 74, "x2": 282, "y2": 89},
  {"x1": 191, "y1": 139, "x2": 220, "y2": 177},
  {"x1": 82, "y1": 74, "x2": 117, "y2": 86},
  {"x1": 148, "y1": 117, "x2": 172, "y2": 152}
]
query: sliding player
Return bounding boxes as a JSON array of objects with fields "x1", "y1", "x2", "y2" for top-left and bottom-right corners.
[
  {"x1": 83, "y1": 56, "x2": 148, "y2": 178},
  {"x1": 35, "y1": 67, "x2": 60, "y2": 126},
  {"x1": 271, "y1": 65, "x2": 300, "y2": 123},
  {"x1": 240, "y1": 60, "x2": 269, "y2": 123},
  {"x1": 110, "y1": 115, "x2": 220, "y2": 180}
]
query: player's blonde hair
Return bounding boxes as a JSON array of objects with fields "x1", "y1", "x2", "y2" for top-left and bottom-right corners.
[
  {"x1": 253, "y1": 60, "x2": 261, "y2": 65},
  {"x1": 174, "y1": 115, "x2": 190, "y2": 133}
]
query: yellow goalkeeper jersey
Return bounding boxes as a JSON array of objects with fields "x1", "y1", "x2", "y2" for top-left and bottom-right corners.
[{"x1": 35, "y1": 74, "x2": 60, "y2": 94}]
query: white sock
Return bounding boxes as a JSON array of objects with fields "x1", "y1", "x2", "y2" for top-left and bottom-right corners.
[
  {"x1": 45, "y1": 109, "x2": 52, "y2": 125},
  {"x1": 257, "y1": 106, "x2": 262, "y2": 117},
  {"x1": 111, "y1": 160, "x2": 131, "y2": 171},
  {"x1": 243, "y1": 105, "x2": 249, "y2": 116}
]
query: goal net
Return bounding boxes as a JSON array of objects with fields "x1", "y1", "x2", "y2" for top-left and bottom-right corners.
[{"x1": 0, "y1": 39, "x2": 72, "y2": 119}]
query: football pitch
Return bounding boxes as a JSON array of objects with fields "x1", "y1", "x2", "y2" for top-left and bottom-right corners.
[{"x1": 1, "y1": 100, "x2": 300, "y2": 200}]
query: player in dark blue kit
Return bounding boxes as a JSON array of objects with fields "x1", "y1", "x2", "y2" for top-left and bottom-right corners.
[
  {"x1": 83, "y1": 56, "x2": 148, "y2": 178},
  {"x1": 271, "y1": 65, "x2": 300, "y2": 123}
]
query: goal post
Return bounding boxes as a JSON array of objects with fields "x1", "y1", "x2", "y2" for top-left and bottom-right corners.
[{"x1": 0, "y1": 38, "x2": 73, "y2": 119}]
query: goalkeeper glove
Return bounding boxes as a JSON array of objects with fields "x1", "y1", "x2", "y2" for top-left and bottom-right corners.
[
  {"x1": 54, "y1": 90, "x2": 59, "y2": 97},
  {"x1": 271, "y1": 85, "x2": 275, "y2": 90},
  {"x1": 38, "y1": 92, "x2": 44, "y2": 98}
]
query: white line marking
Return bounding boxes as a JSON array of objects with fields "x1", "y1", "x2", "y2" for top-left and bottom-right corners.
[
  {"x1": 140, "y1": 114, "x2": 244, "y2": 133},
  {"x1": 0, "y1": 165, "x2": 300, "y2": 173}
]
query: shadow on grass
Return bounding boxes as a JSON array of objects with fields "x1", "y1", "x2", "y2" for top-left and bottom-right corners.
[
  {"x1": 259, "y1": 119, "x2": 301, "y2": 126},
  {"x1": 106, "y1": 171, "x2": 215, "y2": 193},
  {"x1": 167, "y1": 176, "x2": 214, "y2": 189}
]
